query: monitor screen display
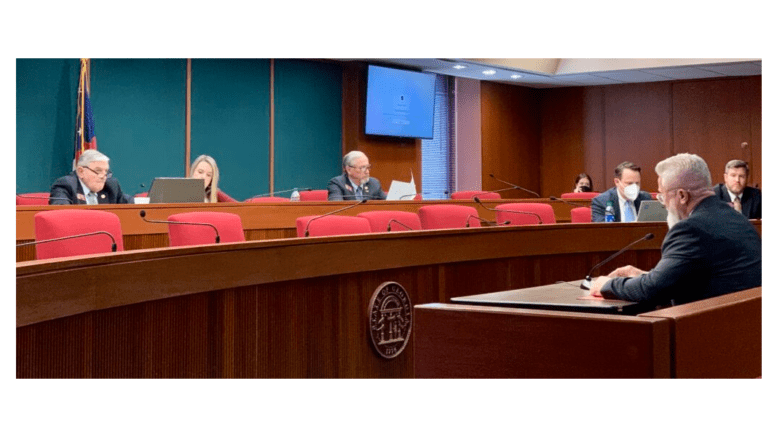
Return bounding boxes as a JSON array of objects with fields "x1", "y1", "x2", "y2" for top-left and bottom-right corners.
[{"x1": 365, "y1": 65, "x2": 436, "y2": 139}]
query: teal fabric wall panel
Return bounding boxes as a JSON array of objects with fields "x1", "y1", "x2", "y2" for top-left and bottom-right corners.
[
  {"x1": 274, "y1": 60, "x2": 342, "y2": 192},
  {"x1": 16, "y1": 59, "x2": 80, "y2": 193},
  {"x1": 90, "y1": 59, "x2": 187, "y2": 195},
  {"x1": 191, "y1": 59, "x2": 271, "y2": 201}
]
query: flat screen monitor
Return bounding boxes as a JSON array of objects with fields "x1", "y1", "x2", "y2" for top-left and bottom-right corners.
[
  {"x1": 148, "y1": 178, "x2": 204, "y2": 204},
  {"x1": 365, "y1": 65, "x2": 436, "y2": 139}
]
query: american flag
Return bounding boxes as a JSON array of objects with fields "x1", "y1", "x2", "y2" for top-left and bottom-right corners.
[{"x1": 74, "y1": 58, "x2": 97, "y2": 167}]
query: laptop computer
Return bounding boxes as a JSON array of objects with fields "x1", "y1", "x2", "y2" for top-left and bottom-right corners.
[
  {"x1": 148, "y1": 178, "x2": 204, "y2": 204},
  {"x1": 636, "y1": 200, "x2": 667, "y2": 222}
]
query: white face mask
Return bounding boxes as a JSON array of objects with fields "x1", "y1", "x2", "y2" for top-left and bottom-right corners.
[{"x1": 623, "y1": 183, "x2": 640, "y2": 201}]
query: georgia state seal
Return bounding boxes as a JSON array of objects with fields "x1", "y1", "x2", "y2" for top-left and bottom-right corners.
[{"x1": 368, "y1": 281, "x2": 412, "y2": 359}]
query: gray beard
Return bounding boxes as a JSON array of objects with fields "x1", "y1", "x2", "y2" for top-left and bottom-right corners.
[{"x1": 666, "y1": 209, "x2": 681, "y2": 230}]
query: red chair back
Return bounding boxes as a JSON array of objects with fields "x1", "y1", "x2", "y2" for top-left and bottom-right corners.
[
  {"x1": 357, "y1": 211, "x2": 422, "y2": 233},
  {"x1": 134, "y1": 192, "x2": 149, "y2": 197},
  {"x1": 17, "y1": 193, "x2": 51, "y2": 205},
  {"x1": 450, "y1": 190, "x2": 501, "y2": 200},
  {"x1": 33, "y1": 210, "x2": 124, "y2": 260},
  {"x1": 167, "y1": 212, "x2": 245, "y2": 247},
  {"x1": 296, "y1": 215, "x2": 372, "y2": 237},
  {"x1": 650, "y1": 192, "x2": 658, "y2": 200},
  {"x1": 299, "y1": 190, "x2": 328, "y2": 201},
  {"x1": 570, "y1": 207, "x2": 592, "y2": 223},
  {"x1": 560, "y1": 192, "x2": 599, "y2": 199},
  {"x1": 418, "y1": 205, "x2": 481, "y2": 229},
  {"x1": 245, "y1": 196, "x2": 291, "y2": 202},
  {"x1": 495, "y1": 203, "x2": 556, "y2": 225}
]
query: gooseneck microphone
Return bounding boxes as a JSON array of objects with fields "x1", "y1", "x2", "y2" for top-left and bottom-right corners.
[
  {"x1": 17, "y1": 231, "x2": 118, "y2": 252},
  {"x1": 387, "y1": 219, "x2": 414, "y2": 232},
  {"x1": 580, "y1": 233, "x2": 655, "y2": 290},
  {"x1": 249, "y1": 187, "x2": 312, "y2": 199},
  {"x1": 473, "y1": 197, "x2": 543, "y2": 224},
  {"x1": 304, "y1": 199, "x2": 367, "y2": 237},
  {"x1": 549, "y1": 196, "x2": 588, "y2": 208},
  {"x1": 489, "y1": 174, "x2": 540, "y2": 198},
  {"x1": 399, "y1": 191, "x2": 449, "y2": 200},
  {"x1": 464, "y1": 215, "x2": 510, "y2": 227},
  {"x1": 16, "y1": 194, "x2": 74, "y2": 204},
  {"x1": 139, "y1": 210, "x2": 220, "y2": 243}
]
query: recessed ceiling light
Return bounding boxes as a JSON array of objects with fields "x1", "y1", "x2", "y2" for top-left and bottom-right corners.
[
  {"x1": 453, "y1": 65, "x2": 466, "y2": 70},
  {"x1": 511, "y1": 74, "x2": 522, "y2": 79},
  {"x1": 483, "y1": 70, "x2": 496, "y2": 75}
]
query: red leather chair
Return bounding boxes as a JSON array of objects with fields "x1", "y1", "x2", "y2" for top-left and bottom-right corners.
[
  {"x1": 299, "y1": 190, "x2": 329, "y2": 201},
  {"x1": 418, "y1": 205, "x2": 481, "y2": 229},
  {"x1": 450, "y1": 190, "x2": 501, "y2": 200},
  {"x1": 166, "y1": 212, "x2": 245, "y2": 247},
  {"x1": 134, "y1": 192, "x2": 149, "y2": 197},
  {"x1": 650, "y1": 192, "x2": 658, "y2": 200},
  {"x1": 495, "y1": 203, "x2": 556, "y2": 225},
  {"x1": 357, "y1": 211, "x2": 422, "y2": 233},
  {"x1": 570, "y1": 207, "x2": 592, "y2": 223},
  {"x1": 560, "y1": 192, "x2": 599, "y2": 199},
  {"x1": 296, "y1": 215, "x2": 372, "y2": 237},
  {"x1": 33, "y1": 210, "x2": 124, "y2": 260},
  {"x1": 244, "y1": 196, "x2": 291, "y2": 202},
  {"x1": 16, "y1": 192, "x2": 51, "y2": 205}
]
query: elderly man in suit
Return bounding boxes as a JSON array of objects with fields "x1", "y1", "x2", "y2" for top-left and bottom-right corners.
[
  {"x1": 49, "y1": 149, "x2": 132, "y2": 205},
  {"x1": 589, "y1": 153, "x2": 761, "y2": 306},
  {"x1": 712, "y1": 159, "x2": 761, "y2": 219},
  {"x1": 591, "y1": 161, "x2": 653, "y2": 222},
  {"x1": 327, "y1": 150, "x2": 387, "y2": 201}
]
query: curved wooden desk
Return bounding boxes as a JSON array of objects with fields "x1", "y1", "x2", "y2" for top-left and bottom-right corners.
[{"x1": 19, "y1": 221, "x2": 672, "y2": 378}]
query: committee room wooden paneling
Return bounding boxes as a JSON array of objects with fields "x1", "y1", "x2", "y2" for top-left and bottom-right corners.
[
  {"x1": 672, "y1": 76, "x2": 762, "y2": 188},
  {"x1": 480, "y1": 82, "x2": 542, "y2": 196},
  {"x1": 340, "y1": 62, "x2": 422, "y2": 190}
]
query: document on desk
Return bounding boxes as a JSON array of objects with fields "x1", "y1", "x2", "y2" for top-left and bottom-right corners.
[{"x1": 386, "y1": 174, "x2": 417, "y2": 200}]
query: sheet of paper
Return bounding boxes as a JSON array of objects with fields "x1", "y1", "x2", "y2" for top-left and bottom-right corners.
[{"x1": 386, "y1": 174, "x2": 417, "y2": 200}]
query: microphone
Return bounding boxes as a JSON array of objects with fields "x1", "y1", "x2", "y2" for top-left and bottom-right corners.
[
  {"x1": 399, "y1": 190, "x2": 449, "y2": 200},
  {"x1": 133, "y1": 183, "x2": 147, "y2": 197},
  {"x1": 386, "y1": 219, "x2": 414, "y2": 232},
  {"x1": 139, "y1": 210, "x2": 220, "y2": 243},
  {"x1": 17, "y1": 231, "x2": 118, "y2": 252},
  {"x1": 249, "y1": 187, "x2": 312, "y2": 199},
  {"x1": 464, "y1": 215, "x2": 510, "y2": 227},
  {"x1": 16, "y1": 194, "x2": 74, "y2": 204},
  {"x1": 473, "y1": 196, "x2": 543, "y2": 224},
  {"x1": 579, "y1": 233, "x2": 655, "y2": 290},
  {"x1": 489, "y1": 174, "x2": 540, "y2": 198},
  {"x1": 304, "y1": 199, "x2": 367, "y2": 237},
  {"x1": 549, "y1": 196, "x2": 588, "y2": 208}
]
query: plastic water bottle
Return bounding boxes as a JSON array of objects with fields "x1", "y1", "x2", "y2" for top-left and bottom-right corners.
[
  {"x1": 605, "y1": 201, "x2": 615, "y2": 222},
  {"x1": 290, "y1": 189, "x2": 300, "y2": 202}
]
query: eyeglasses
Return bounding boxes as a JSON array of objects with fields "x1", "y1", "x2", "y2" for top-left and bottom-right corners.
[
  {"x1": 349, "y1": 165, "x2": 372, "y2": 171},
  {"x1": 656, "y1": 189, "x2": 678, "y2": 205},
  {"x1": 81, "y1": 166, "x2": 113, "y2": 179}
]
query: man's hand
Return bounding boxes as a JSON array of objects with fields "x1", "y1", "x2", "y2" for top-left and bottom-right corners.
[
  {"x1": 588, "y1": 276, "x2": 612, "y2": 297},
  {"x1": 607, "y1": 265, "x2": 646, "y2": 278}
]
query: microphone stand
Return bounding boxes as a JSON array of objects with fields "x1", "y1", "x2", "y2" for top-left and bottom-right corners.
[
  {"x1": 473, "y1": 197, "x2": 543, "y2": 224},
  {"x1": 489, "y1": 174, "x2": 540, "y2": 198},
  {"x1": 139, "y1": 210, "x2": 221, "y2": 243},
  {"x1": 580, "y1": 233, "x2": 655, "y2": 290},
  {"x1": 17, "y1": 231, "x2": 118, "y2": 252},
  {"x1": 304, "y1": 199, "x2": 367, "y2": 237}
]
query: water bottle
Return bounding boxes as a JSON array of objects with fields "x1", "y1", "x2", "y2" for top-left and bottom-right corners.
[
  {"x1": 605, "y1": 201, "x2": 615, "y2": 222},
  {"x1": 290, "y1": 189, "x2": 300, "y2": 202}
]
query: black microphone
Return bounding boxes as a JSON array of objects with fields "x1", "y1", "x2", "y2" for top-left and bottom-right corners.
[
  {"x1": 473, "y1": 196, "x2": 543, "y2": 224},
  {"x1": 387, "y1": 219, "x2": 414, "y2": 232},
  {"x1": 580, "y1": 233, "x2": 655, "y2": 290},
  {"x1": 249, "y1": 187, "x2": 312, "y2": 199},
  {"x1": 133, "y1": 183, "x2": 147, "y2": 197},
  {"x1": 489, "y1": 174, "x2": 540, "y2": 198},
  {"x1": 304, "y1": 199, "x2": 367, "y2": 237},
  {"x1": 549, "y1": 196, "x2": 588, "y2": 208},
  {"x1": 17, "y1": 231, "x2": 118, "y2": 252},
  {"x1": 139, "y1": 210, "x2": 220, "y2": 243},
  {"x1": 16, "y1": 194, "x2": 74, "y2": 205},
  {"x1": 464, "y1": 215, "x2": 510, "y2": 227}
]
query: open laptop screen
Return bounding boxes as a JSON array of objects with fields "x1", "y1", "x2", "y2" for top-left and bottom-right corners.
[{"x1": 148, "y1": 178, "x2": 204, "y2": 204}]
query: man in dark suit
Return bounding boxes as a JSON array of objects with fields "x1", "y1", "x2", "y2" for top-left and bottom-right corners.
[
  {"x1": 49, "y1": 149, "x2": 132, "y2": 205},
  {"x1": 327, "y1": 151, "x2": 387, "y2": 201},
  {"x1": 589, "y1": 153, "x2": 761, "y2": 306},
  {"x1": 591, "y1": 161, "x2": 653, "y2": 222},
  {"x1": 712, "y1": 159, "x2": 761, "y2": 219}
]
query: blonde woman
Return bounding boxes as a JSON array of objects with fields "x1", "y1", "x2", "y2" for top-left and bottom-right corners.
[{"x1": 189, "y1": 155, "x2": 237, "y2": 202}]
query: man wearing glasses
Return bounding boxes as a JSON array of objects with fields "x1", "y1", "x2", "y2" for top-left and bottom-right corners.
[
  {"x1": 49, "y1": 149, "x2": 132, "y2": 205},
  {"x1": 588, "y1": 153, "x2": 761, "y2": 306},
  {"x1": 327, "y1": 151, "x2": 387, "y2": 201}
]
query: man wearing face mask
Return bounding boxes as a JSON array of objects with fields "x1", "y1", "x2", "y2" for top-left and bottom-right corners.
[
  {"x1": 588, "y1": 153, "x2": 761, "y2": 306},
  {"x1": 590, "y1": 162, "x2": 653, "y2": 222}
]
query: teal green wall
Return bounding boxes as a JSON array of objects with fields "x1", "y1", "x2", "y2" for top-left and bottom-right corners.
[{"x1": 16, "y1": 58, "x2": 343, "y2": 201}]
